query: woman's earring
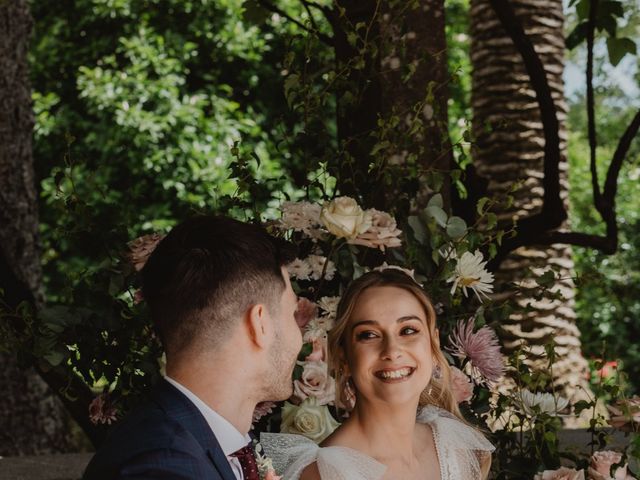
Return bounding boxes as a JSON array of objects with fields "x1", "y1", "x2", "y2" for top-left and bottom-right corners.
[
  {"x1": 432, "y1": 363, "x2": 442, "y2": 380},
  {"x1": 340, "y1": 376, "x2": 356, "y2": 412}
]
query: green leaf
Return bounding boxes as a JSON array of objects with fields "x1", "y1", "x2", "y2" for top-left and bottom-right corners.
[
  {"x1": 476, "y1": 197, "x2": 489, "y2": 215},
  {"x1": 408, "y1": 215, "x2": 428, "y2": 244},
  {"x1": 536, "y1": 269, "x2": 556, "y2": 287},
  {"x1": 566, "y1": 22, "x2": 588, "y2": 50},
  {"x1": 606, "y1": 37, "x2": 637, "y2": 66},
  {"x1": 283, "y1": 74, "x2": 300, "y2": 108},
  {"x1": 446, "y1": 216, "x2": 467, "y2": 239},
  {"x1": 425, "y1": 205, "x2": 448, "y2": 228},
  {"x1": 599, "y1": 1, "x2": 623, "y2": 18},
  {"x1": 576, "y1": 0, "x2": 590, "y2": 19},
  {"x1": 427, "y1": 193, "x2": 443, "y2": 209},
  {"x1": 486, "y1": 212, "x2": 497, "y2": 230}
]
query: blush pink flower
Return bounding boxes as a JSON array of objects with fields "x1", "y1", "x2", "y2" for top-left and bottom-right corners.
[
  {"x1": 450, "y1": 366, "x2": 474, "y2": 404},
  {"x1": 349, "y1": 209, "x2": 402, "y2": 251},
  {"x1": 89, "y1": 393, "x2": 118, "y2": 425},
  {"x1": 447, "y1": 318, "x2": 504, "y2": 385},
  {"x1": 588, "y1": 450, "x2": 629, "y2": 480},
  {"x1": 128, "y1": 233, "x2": 164, "y2": 271},
  {"x1": 607, "y1": 396, "x2": 640, "y2": 432},
  {"x1": 252, "y1": 401, "x2": 277, "y2": 424},
  {"x1": 305, "y1": 336, "x2": 327, "y2": 363},
  {"x1": 533, "y1": 467, "x2": 585, "y2": 480},
  {"x1": 293, "y1": 361, "x2": 336, "y2": 406},
  {"x1": 295, "y1": 297, "x2": 317, "y2": 329}
]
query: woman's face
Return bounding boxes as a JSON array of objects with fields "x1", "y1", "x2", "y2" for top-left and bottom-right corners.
[{"x1": 344, "y1": 286, "x2": 433, "y2": 406}]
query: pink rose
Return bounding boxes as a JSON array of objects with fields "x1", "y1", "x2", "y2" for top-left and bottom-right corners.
[
  {"x1": 305, "y1": 336, "x2": 327, "y2": 363},
  {"x1": 295, "y1": 297, "x2": 317, "y2": 329},
  {"x1": 349, "y1": 209, "x2": 402, "y2": 251},
  {"x1": 588, "y1": 451, "x2": 628, "y2": 480},
  {"x1": 293, "y1": 361, "x2": 336, "y2": 406},
  {"x1": 450, "y1": 366, "x2": 474, "y2": 404},
  {"x1": 533, "y1": 467, "x2": 585, "y2": 480}
]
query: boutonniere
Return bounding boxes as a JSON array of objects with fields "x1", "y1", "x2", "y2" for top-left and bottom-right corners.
[{"x1": 253, "y1": 440, "x2": 282, "y2": 480}]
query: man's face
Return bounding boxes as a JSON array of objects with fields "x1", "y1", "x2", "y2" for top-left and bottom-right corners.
[{"x1": 266, "y1": 267, "x2": 303, "y2": 400}]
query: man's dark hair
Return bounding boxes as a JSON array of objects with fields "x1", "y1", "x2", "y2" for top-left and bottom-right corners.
[{"x1": 141, "y1": 215, "x2": 296, "y2": 356}]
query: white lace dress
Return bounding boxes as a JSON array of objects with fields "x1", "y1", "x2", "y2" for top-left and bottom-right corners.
[{"x1": 261, "y1": 405, "x2": 494, "y2": 480}]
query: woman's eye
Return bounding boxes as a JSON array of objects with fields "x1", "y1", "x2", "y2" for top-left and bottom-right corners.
[
  {"x1": 356, "y1": 331, "x2": 378, "y2": 340},
  {"x1": 401, "y1": 326, "x2": 419, "y2": 335}
]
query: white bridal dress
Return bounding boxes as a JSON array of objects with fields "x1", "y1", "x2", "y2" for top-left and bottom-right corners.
[{"x1": 261, "y1": 405, "x2": 495, "y2": 480}]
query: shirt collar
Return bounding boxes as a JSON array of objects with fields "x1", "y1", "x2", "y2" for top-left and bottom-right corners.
[{"x1": 164, "y1": 376, "x2": 251, "y2": 456}]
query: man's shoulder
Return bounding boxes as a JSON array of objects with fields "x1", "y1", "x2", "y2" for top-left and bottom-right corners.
[{"x1": 82, "y1": 381, "x2": 225, "y2": 479}]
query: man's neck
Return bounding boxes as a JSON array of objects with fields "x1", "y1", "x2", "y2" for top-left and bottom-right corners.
[{"x1": 166, "y1": 355, "x2": 258, "y2": 434}]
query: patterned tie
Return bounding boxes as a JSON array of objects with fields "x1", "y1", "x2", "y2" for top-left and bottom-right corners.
[{"x1": 231, "y1": 443, "x2": 260, "y2": 480}]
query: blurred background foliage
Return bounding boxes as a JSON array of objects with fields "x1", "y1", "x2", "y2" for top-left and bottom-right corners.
[{"x1": 28, "y1": 0, "x2": 639, "y2": 400}]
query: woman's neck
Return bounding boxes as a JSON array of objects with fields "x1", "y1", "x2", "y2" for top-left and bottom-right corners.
[{"x1": 346, "y1": 398, "x2": 421, "y2": 464}]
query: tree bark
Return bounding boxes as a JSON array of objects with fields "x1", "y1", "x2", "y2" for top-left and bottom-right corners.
[
  {"x1": 470, "y1": 0, "x2": 593, "y2": 420},
  {"x1": 333, "y1": 0, "x2": 451, "y2": 213},
  {"x1": 0, "y1": 0, "x2": 75, "y2": 455}
]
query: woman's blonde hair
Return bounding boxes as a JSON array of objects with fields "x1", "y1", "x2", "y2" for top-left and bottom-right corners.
[{"x1": 327, "y1": 269, "x2": 491, "y2": 476}]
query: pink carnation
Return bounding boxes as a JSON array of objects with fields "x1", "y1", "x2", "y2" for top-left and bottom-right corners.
[
  {"x1": 450, "y1": 366, "x2": 474, "y2": 404},
  {"x1": 447, "y1": 318, "x2": 504, "y2": 385},
  {"x1": 89, "y1": 393, "x2": 118, "y2": 425}
]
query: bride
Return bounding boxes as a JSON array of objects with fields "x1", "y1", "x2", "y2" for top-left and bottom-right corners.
[{"x1": 262, "y1": 269, "x2": 494, "y2": 479}]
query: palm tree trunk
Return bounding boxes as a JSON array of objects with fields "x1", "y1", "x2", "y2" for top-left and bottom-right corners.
[{"x1": 470, "y1": 0, "x2": 593, "y2": 418}]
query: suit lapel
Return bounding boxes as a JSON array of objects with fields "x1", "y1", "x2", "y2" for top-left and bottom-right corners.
[{"x1": 154, "y1": 379, "x2": 237, "y2": 480}]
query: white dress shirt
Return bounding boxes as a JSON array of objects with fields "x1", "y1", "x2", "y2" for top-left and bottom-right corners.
[{"x1": 165, "y1": 376, "x2": 251, "y2": 480}]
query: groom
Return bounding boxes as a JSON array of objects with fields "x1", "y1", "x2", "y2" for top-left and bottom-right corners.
[{"x1": 83, "y1": 215, "x2": 303, "y2": 479}]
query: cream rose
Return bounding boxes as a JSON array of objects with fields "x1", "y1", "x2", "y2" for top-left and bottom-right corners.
[
  {"x1": 280, "y1": 398, "x2": 340, "y2": 443},
  {"x1": 320, "y1": 197, "x2": 371, "y2": 240},
  {"x1": 588, "y1": 451, "x2": 629, "y2": 480},
  {"x1": 533, "y1": 467, "x2": 585, "y2": 480},
  {"x1": 293, "y1": 361, "x2": 336, "y2": 405},
  {"x1": 349, "y1": 209, "x2": 402, "y2": 251}
]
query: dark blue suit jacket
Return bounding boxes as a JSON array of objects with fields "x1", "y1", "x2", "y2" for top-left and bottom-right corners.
[{"x1": 83, "y1": 379, "x2": 237, "y2": 480}]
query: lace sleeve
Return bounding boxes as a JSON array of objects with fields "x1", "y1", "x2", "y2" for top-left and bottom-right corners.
[
  {"x1": 260, "y1": 433, "x2": 386, "y2": 480},
  {"x1": 260, "y1": 433, "x2": 319, "y2": 480},
  {"x1": 418, "y1": 405, "x2": 495, "y2": 480}
]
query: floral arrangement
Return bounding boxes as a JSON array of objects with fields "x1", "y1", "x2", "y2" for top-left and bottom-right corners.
[{"x1": 105, "y1": 195, "x2": 639, "y2": 478}]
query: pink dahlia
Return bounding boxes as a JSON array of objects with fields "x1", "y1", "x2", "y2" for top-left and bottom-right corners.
[{"x1": 447, "y1": 318, "x2": 504, "y2": 385}]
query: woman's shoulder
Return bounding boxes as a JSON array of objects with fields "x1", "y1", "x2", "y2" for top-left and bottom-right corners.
[{"x1": 260, "y1": 432, "x2": 386, "y2": 480}]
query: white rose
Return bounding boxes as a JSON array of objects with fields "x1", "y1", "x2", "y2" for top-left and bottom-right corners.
[
  {"x1": 320, "y1": 197, "x2": 371, "y2": 240},
  {"x1": 349, "y1": 209, "x2": 402, "y2": 251},
  {"x1": 292, "y1": 361, "x2": 336, "y2": 406},
  {"x1": 280, "y1": 398, "x2": 340, "y2": 443},
  {"x1": 533, "y1": 468, "x2": 585, "y2": 480}
]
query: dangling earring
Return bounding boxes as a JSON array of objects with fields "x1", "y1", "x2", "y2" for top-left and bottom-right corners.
[
  {"x1": 339, "y1": 375, "x2": 356, "y2": 412},
  {"x1": 432, "y1": 363, "x2": 442, "y2": 380}
]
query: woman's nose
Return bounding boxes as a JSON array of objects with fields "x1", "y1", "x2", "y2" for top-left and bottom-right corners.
[{"x1": 380, "y1": 336, "x2": 402, "y2": 360}]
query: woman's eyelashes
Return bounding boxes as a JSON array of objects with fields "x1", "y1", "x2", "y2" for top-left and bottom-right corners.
[{"x1": 354, "y1": 325, "x2": 422, "y2": 341}]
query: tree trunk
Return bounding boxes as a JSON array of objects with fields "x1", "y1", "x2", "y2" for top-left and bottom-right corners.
[
  {"x1": 333, "y1": 0, "x2": 451, "y2": 213},
  {"x1": 470, "y1": 0, "x2": 593, "y2": 420},
  {"x1": 0, "y1": 0, "x2": 75, "y2": 455}
]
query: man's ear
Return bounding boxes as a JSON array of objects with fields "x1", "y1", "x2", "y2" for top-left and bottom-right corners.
[{"x1": 246, "y1": 303, "x2": 272, "y2": 349}]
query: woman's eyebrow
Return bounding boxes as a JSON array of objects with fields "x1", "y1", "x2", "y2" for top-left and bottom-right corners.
[{"x1": 351, "y1": 315, "x2": 422, "y2": 330}]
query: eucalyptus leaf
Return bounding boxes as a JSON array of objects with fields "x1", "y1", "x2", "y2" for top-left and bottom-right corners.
[
  {"x1": 446, "y1": 216, "x2": 467, "y2": 239},
  {"x1": 425, "y1": 205, "x2": 448, "y2": 227}
]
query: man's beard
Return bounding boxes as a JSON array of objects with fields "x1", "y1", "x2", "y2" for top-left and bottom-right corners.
[{"x1": 265, "y1": 331, "x2": 297, "y2": 401}]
